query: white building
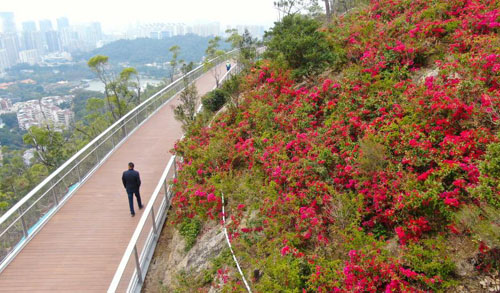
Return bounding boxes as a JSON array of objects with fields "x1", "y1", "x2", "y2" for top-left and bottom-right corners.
[
  {"x1": 0, "y1": 48, "x2": 9, "y2": 71},
  {"x1": 19, "y1": 49, "x2": 40, "y2": 65},
  {"x1": 14, "y1": 95, "x2": 74, "y2": 130}
]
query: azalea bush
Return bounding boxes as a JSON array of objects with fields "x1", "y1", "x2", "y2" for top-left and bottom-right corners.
[{"x1": 170, "y1": 0, "x2": 500, "y2": 291}]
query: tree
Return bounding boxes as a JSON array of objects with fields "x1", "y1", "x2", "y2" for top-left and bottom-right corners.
[
  {"x1": 324, "y1": 0, "x2": 332, "y2": 22},
  {"x1": 0, "y1": 148, "x2": 49, "y2": 215},
  {"x1": 264, "y1": 14, "x2": 336, "y2": 78},
  {"x1": 87, "y1": 55, "x2": 141, "y2": 122},
  {"x1": 221, "y1": 74, "x2": 243, "y2": 107},
  {"x1": 0, "y1": 113, "x2": 19, "y2": 128},
  {"x1": 173, "y1": 84, "x2": 198, "y2": 130},
  {"x1": 203, "y1": 36, "x2": 226, "y2": 88},
  {"x1": 73, "y1": 97, "x2": 111, "y2": 143},
  {"x1": 23, "y1": 126, "x2": 67, "y2": 170},
  {"x1": 225, "y1": 29, "x2": 258, "y2": 70},
  {"x1": 173, "y1": 62, "x2": 199, "y2": 129},
  {"x1": 169, "y1": 45, "x2": 182, "y2": 83},
  {"x1": 274, "y1": 0, "x2": 319, "y2": 20}
]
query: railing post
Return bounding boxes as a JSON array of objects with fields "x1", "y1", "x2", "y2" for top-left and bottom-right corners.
[
  {"x1": 163, "y1": 180, "x2": 169, "y2": 201},
  {"x1": 95, "y1": 147, "x2": 100, "y2": 164},
  {"x1": 173, "y1": 158, "x2": 177, "y2": 178},
  {"x1": 111, "y1": 132, "x2": 116, "y2": 148},
  {"x1": 52, "y1": 189, "x2": 59, "y2": 206},
  {"x1": 135, "y1": 112, "x2": 139, "y2": 126},
  {"x1": 19, "y1": 209, "x2": 28, "y2": 238},
  {"x1": 77, "y1": 163, "x2": 82, "y2": 182},
  {"x1": 134, "y1": 245, "x2": 143, "y2": 283},
  {"x1": 151, "y1": 208, "x2": 158, "y2": 236}
]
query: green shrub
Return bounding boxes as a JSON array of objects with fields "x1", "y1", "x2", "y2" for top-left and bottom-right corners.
[
  {"x1": 202, "y1": 88, "x2": 228, "y2": 112},
  {"x1": 473, "y1": 137, "x2": 500, "y2": 208},
  {"x1": 403, "y1": 237, "x2": 456, "y2": 290},
  {"x1": 454, "y1": 205, "x2": 500, "y2": 249},
  {"x1": 264, "y1": 14, "x2": 336, "y2": 78},
  {"x1": 178, "y1": 217, "x2": 202, "y2": 251}
]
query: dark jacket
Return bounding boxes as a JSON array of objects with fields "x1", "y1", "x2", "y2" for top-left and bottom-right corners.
[{"x1": 122, "y1": 169, "x2": 141, "y2": 192}]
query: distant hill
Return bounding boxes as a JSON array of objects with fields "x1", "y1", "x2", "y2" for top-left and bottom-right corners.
[{"x1": 80, "y1": 35, "x2": 230, "y2": 65}]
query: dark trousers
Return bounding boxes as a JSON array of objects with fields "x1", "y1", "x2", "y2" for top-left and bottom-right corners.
[{"x1": 127, "y1": 190, "x2": 142, "y2": 214}]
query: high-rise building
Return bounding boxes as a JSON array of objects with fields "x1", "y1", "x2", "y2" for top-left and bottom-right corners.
[
  {"x1": 45, "y1": 31, "x2": 61, "y2": 52},
  {"x1": 0, "y1": 49, "x2": 9, "y2": 70},
  {"x1": 159, "y1": 31, "x2": 171, "y2": 39},
  {"x1": 39, "y1": 19, "x2": 53, "y2": 32},
  {"x1": 22, "y1": 21, "x2": 37, "y2": 32},
  {"x1": 81, "y1": 22, "x2": 103, "y2": 47},
  {"x1": 149, "y1": 31, "x2": 159, "y2": 39},
  {"x1": 56, "y1": 17, "x2": 69, "y2": 31},
  {"x1": 90, "y1": 22, "x2": 102, "y2": 41},
  {"x1": 0, "y1": 33, "x2": 20, "y2": 66},
  {"x1": 19, "y1": 49, "x2": 39, "y2": 65},
  {"x1": 0, "y1": 12, "x2": 16, "y2": 33},
  {"x1": 22, "y1": 30, "x2": 43, "y2": 51}
]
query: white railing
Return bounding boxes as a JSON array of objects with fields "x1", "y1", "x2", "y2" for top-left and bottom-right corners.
[
  {"x1": 0, "y1": 49, "x2": 239, "y2": 273},
  {"x1": 108, "y1": 64, "x2": 241, "y2": 293}
]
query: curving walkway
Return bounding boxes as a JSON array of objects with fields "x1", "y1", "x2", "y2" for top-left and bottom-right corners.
[{"x1": 0, "y1": 64, "x2": 228, "y2": 292}]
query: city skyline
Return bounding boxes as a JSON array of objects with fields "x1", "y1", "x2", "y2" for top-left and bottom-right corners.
[{"x1": 1, "y1": 0, "x2": 278, "y2": 33}]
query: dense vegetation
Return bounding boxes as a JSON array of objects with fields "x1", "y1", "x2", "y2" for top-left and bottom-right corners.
[
  {"x1": 170, "y1": 0, "x2": 500, "y2": 291},
  {"x1": 81, "y1": 35, "x2": 230, "y2": 65},
  {"x1": 0, "y1": 63, "x2": 94, "y2": 85}
]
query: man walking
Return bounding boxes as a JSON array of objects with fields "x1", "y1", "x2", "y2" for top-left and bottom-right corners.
[{"x1": 122, "y1": 162, "x2": 143, "y2": 217}]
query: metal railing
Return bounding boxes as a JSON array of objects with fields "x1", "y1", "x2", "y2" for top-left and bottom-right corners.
[
  {"x1": 0, "y1": 49, "x2": 238, "y2": 273},
  {"x1": 108, "y1": 64, "x2": 241, "y2": 293}
]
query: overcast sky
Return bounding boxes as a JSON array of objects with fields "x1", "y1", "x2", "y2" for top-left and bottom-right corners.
[{"x1": 2, "y1": 0, "x2": 279, "y2": 32}]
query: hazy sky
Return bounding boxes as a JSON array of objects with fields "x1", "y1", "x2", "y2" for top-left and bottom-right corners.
[{"x1": 2, "y1": 0, "x2": 278, "y2": 32}]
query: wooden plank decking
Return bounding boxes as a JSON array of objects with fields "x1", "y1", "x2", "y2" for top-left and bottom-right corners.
[{"x1": 0, "y1": 65, "x2": 226, "y2": 292}]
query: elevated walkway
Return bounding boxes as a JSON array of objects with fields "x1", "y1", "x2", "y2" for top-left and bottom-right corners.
[{"x1": 0, "y1": 60, "x2": 233, "y2": 292}]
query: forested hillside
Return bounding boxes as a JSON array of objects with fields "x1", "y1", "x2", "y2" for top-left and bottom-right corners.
[
  {"x1": 164, "y1": 0, "x2": 500, "y2": 291},
  {"x1": 82, "y1": 35, "x2": 230, "y2": 65}
]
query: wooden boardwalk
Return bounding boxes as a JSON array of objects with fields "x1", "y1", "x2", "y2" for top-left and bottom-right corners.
[{"x1": 0, "y1": 65, "x2": 226, "y2": 292}]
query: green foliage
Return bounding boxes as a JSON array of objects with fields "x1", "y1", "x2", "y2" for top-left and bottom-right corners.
[
  {"x1": 0, "y1": 113, "x2": 19, "y2": 128},
  {"x1": 454, "y1": 205, "x2": 500, "y2": 249},
  {"x1": 256, "y1": 254, "x2": 311, "y2": 292},
  {"x1": 174, "y1": 83, "x2": 198, "y2": 130},
  {"x1": 204, "y1": 36, "x2": 226, "y2": 87},
  {"x1": 225, "y1": 29, "x2": 258, "y2": 70},
  {"x1": 264, "y1": 14, "x2": 336, "y2": 78},
  {"x1": 23, "y1": 126, "x2": 68, "y2": 170},
  {"x1": 221, "y1": 74, "x2": 243, "y2": 107},
  {"x1": 81, "y1": 35, "x2": 229, "y2": 66},
  {"x1": 0, "y1": 149, "x2": 49, "y2": 215},
  {"x1": 357, "y1": 136, "x2": 389, "y2": 173},
  {"x1": 3, "y1": 63, "x2": 94, "y2": 86},
  {"x1": 178, "y1": 217, "x2": 202, "y2": 251},
  {"x1": 202, "y1": 89, "x2": 228, "y2": 112},
  {"x1": 169, "y1": 45, "x2": 182, "y2": 82},
  {"x1": 473, "y1": 136, "x2": 500, "y2": 208},
  {"x1": 87, "y1": 55, "x2": 141, "y2": 122},
  {"x1": 403, "y1": 237, "x2": 456, "y2": 290},
  {"x1": 0, "y1": 126, "x2": 25, "y2": 150}
]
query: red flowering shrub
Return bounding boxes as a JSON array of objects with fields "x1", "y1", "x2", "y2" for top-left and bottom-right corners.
[{"x1": 171, "y1": 0, "x2": 500, "y2": 291}]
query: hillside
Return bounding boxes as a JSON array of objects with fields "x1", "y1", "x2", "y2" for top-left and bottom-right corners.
[
  {"x1": 80, "y1": 35, "x2": 230, "y2": 65},
  {"x1": 150, "y1": 0, "x2": 500, "y2": 292}
]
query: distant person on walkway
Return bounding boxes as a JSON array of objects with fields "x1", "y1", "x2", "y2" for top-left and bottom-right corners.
[
  {"x1": 122, "y1": 162, "x2": 143, "y2": 217},
  {"x1": 226, "y1": 61, "x2": 231, "y2": 72}
]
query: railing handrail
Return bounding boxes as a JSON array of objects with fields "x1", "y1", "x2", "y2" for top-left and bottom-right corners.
[
  {"x1": 107, "y1": 62, "x2": 241, "y2": 293},
  {"x1": 0, "y1": 49, "x2": 238, "y2": 226}
]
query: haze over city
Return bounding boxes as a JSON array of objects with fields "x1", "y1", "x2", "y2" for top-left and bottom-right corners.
[{"x1": 1, "y1": 0, "x2": 277, "y2": 32}]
